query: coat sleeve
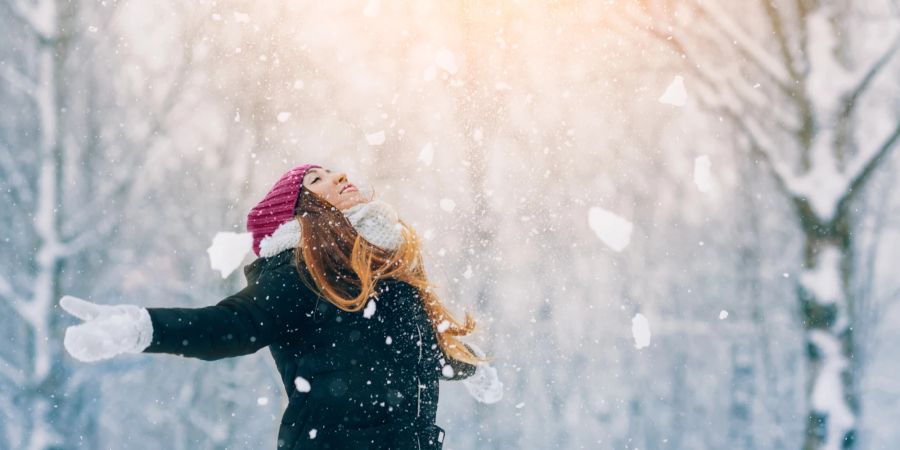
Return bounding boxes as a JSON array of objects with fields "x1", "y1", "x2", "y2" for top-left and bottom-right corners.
[
  {"x1": 142, "y1": 268, "x2": 313, "y2": 361},
  {"x1": 440, "y1": 343, "x2": 479, "y2": 381}
]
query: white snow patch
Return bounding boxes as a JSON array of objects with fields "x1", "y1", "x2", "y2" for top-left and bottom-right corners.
[
  {"x1": 437, "y1": 320, "x2": 450, "y2": 333},
  {"x1": 206, "y1": 232, "x2": 253, "y2": 278},
  {"x1": 435, "y1": 48, "x2": 458, "y2": 74},
  {"x1": 293, "y1": 80, "x2": 304, "y2": 90},
  {"x1": 800, "y1": 247, "x2": 842, "y2": 305},
  {"x1": 276, "y1": 111, "x2": 292, "y2": 122},
  {"x1": 366, "y1": 130, "x2": 385, "y2": 146},
  {"x1": 515, "y1": 402, "x2": 525, "y2": 409},
  {"x1": 587, "y1": 207, "x2": 633, "y2": 252},
  {"x1": 257, "y1": 397, "x2": 268, "y2": 405},
  {"x1": 693, "y1": 155, "x2": 713, "y2": 193},
  {"x1": 385, "y1": 336, "x2": 393, "y2": 345},
  {"x1": 363, "y1": 299, "x2": 377, "y2": 319},
  {"x1": 418, "y1": 143, "x2": 434, "y2": 166},
  {"x1": 631, "y1": 313, "x2": 651, "y2": 349},
  {"x1": 719, "y1": 310, "x2": 729, "y2": 320},
  {"x1": 308, "y1": 428, "x2": 318, "y2": 439},
  {"x1": 233, "y1": 12, "x2": 251, "y2": 23},
  {"x1": 439, "y1": 198, "x2": 456, "y2": 212},
  {"x1": 462, "y1": 265, "x2": 473, "y2": 279},
  {"x1": 294, "y1": 376, "x2": 311, "y2": 393},
  {"x1": 658, "y1": 75, "x2": 687, "y2": 106}
]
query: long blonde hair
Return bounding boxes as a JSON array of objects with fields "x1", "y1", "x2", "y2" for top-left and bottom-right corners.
[{"x1": 292, "y1": 187, "x2": 485, "y2": 366}]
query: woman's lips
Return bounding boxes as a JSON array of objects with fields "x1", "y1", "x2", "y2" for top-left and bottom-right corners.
[{"x1": 342, "y1": 184, "x2": 357, "y2": 194}]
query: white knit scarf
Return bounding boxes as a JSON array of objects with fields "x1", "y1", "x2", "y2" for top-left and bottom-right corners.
[{"x1": 257, "y1": 199, "x2": 404, "y2": 258}]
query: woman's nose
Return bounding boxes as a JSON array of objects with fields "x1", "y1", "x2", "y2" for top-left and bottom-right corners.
[{"x1": 334, "y1": 172, "x2": 348, "y2": 184}]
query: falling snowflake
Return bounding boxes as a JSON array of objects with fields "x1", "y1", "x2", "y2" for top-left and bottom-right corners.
[
  {"x1": 659, "y1": 75, "x2": 687, "y2": 107},
  {"x1": 694, "y1": 155, "x2": 713, "y2": 193},
  {"x1": 206, "y1": 232, "x2": 253, "y2": 278},
  {"x1": 631, "y1": 313, "x2": 651, "y2": 349},
  {"x1": 419, "y1": 143, "x2": 434, "y2": 166},
  {"x1": 366, "y1": 130, "x2": 386, "y2": 145},
  {"x1": 587, "y1": 207, "x2": 633, "y2": 252},
  {"x1": 363, "y1": 299, "x2": 377, "y2": 319},
  {"x1": 294, "y1": 376, "x2": 311, "y2": 393}
]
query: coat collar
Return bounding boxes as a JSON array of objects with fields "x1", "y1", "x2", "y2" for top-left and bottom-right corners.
[{"x1": 258, "y1": 219, "x2": 301, "y2": 258}]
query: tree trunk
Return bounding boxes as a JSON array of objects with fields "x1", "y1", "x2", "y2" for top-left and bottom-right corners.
[{"x1": 798, "y1": 222, "x2": 857, "y2": 450}]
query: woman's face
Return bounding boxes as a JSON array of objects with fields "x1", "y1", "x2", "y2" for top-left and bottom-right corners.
[{"x1": 302, "y1": 167, "x2": 367, "y2": 211}]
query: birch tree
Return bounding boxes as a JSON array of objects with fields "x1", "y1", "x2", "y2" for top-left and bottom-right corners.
[{"x1": 608, "y1": 1, "x2": 900, "y2": 448}]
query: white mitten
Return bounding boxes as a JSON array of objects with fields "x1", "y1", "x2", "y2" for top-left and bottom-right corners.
[
  {"x1": 60, "y1": 295, "x2": 154, "y2": 362},
  {"x1": 462, "y1": 343, "x2": 504, "y2": 404}
]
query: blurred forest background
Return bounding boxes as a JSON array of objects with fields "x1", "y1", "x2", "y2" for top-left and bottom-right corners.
[{"x1": 2, "y1": 0, "x2": 900, "y2": 449}]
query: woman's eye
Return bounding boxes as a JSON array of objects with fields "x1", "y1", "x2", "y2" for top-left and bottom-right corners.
[{"x1": 312, "y1": 177, "x2": 320, "y2": 183}]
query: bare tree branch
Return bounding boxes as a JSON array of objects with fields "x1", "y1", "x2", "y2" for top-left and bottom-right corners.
[
  {"x1": 61, "y1": 213, "x2": 118, "y2": 258},
  {"x1": 760, "y1": 0, "x2": 802, "y2": 81},
  {"x1": 727, "y1": 110, "x2": 797, "y2": 199},
  {"x1": 837, "y1": 119, "x2": 900, "y2": 214},
  {"x1": 0, "y1": 66, "x2": 37, "y2": 98},
  {"x1": 0, "y1": 144, "x2": 35, "y2": 206},
  {"x1": 840, "y1": 33, "x2": 900, "y2": 120},
  {"x1": 693, "y1": 1, "x2": 792, "y2": 90},
  {"x1": 0, "y1": 357, "x2": 26, "y2": 387},
  {"x1": 616, "y1": 5, "x2": 797, "y2": 127},
  {"x1": 0, "y1": 273, "x2": 22, "y2": 304}
]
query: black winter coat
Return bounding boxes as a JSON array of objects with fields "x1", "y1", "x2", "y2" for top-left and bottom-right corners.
[{"x1": 142, "y1": 249, "x2": 475, "y2": 450}]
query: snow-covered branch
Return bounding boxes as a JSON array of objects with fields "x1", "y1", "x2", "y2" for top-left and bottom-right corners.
[{"x1": 4, "y1": 0, "x2": 57, "y2": 41}]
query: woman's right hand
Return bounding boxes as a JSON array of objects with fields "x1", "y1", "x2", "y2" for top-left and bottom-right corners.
[{"x1": 60, "y1": 295, "x2": 154, "y2": 362}]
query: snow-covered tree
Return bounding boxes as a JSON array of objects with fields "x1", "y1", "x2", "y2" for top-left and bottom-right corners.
[{"x1": 609, "y1": 1, "x2": 900, "y2": 448}]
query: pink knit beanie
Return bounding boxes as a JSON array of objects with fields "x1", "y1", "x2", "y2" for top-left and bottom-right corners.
[{"x1": 247, "y1": 164, "x2": 321, "y2": 256}]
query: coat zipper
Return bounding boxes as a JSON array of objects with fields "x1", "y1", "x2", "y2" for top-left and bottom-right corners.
[
  {"x1": 415, "y1": 322, "x2": 424, "y2": 450},
  {"x1": 415, "y1": 322, "x2": 423, "y2": 418}
]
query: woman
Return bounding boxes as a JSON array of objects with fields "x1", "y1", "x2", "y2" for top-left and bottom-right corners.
[{"x1": 60, "y1": 163, "x2": 497, "y2": 450}]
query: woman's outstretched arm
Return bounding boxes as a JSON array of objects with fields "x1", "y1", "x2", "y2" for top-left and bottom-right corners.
[
  {"x1": 61, "y1": 265, "x2": 314, "y2": 363},
  {"x1": 143, "y1": 268, "x2": 314, "y2": 361},
  {"x1": 142, "y1": 286, "x2": 276, "y2": 361}
]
